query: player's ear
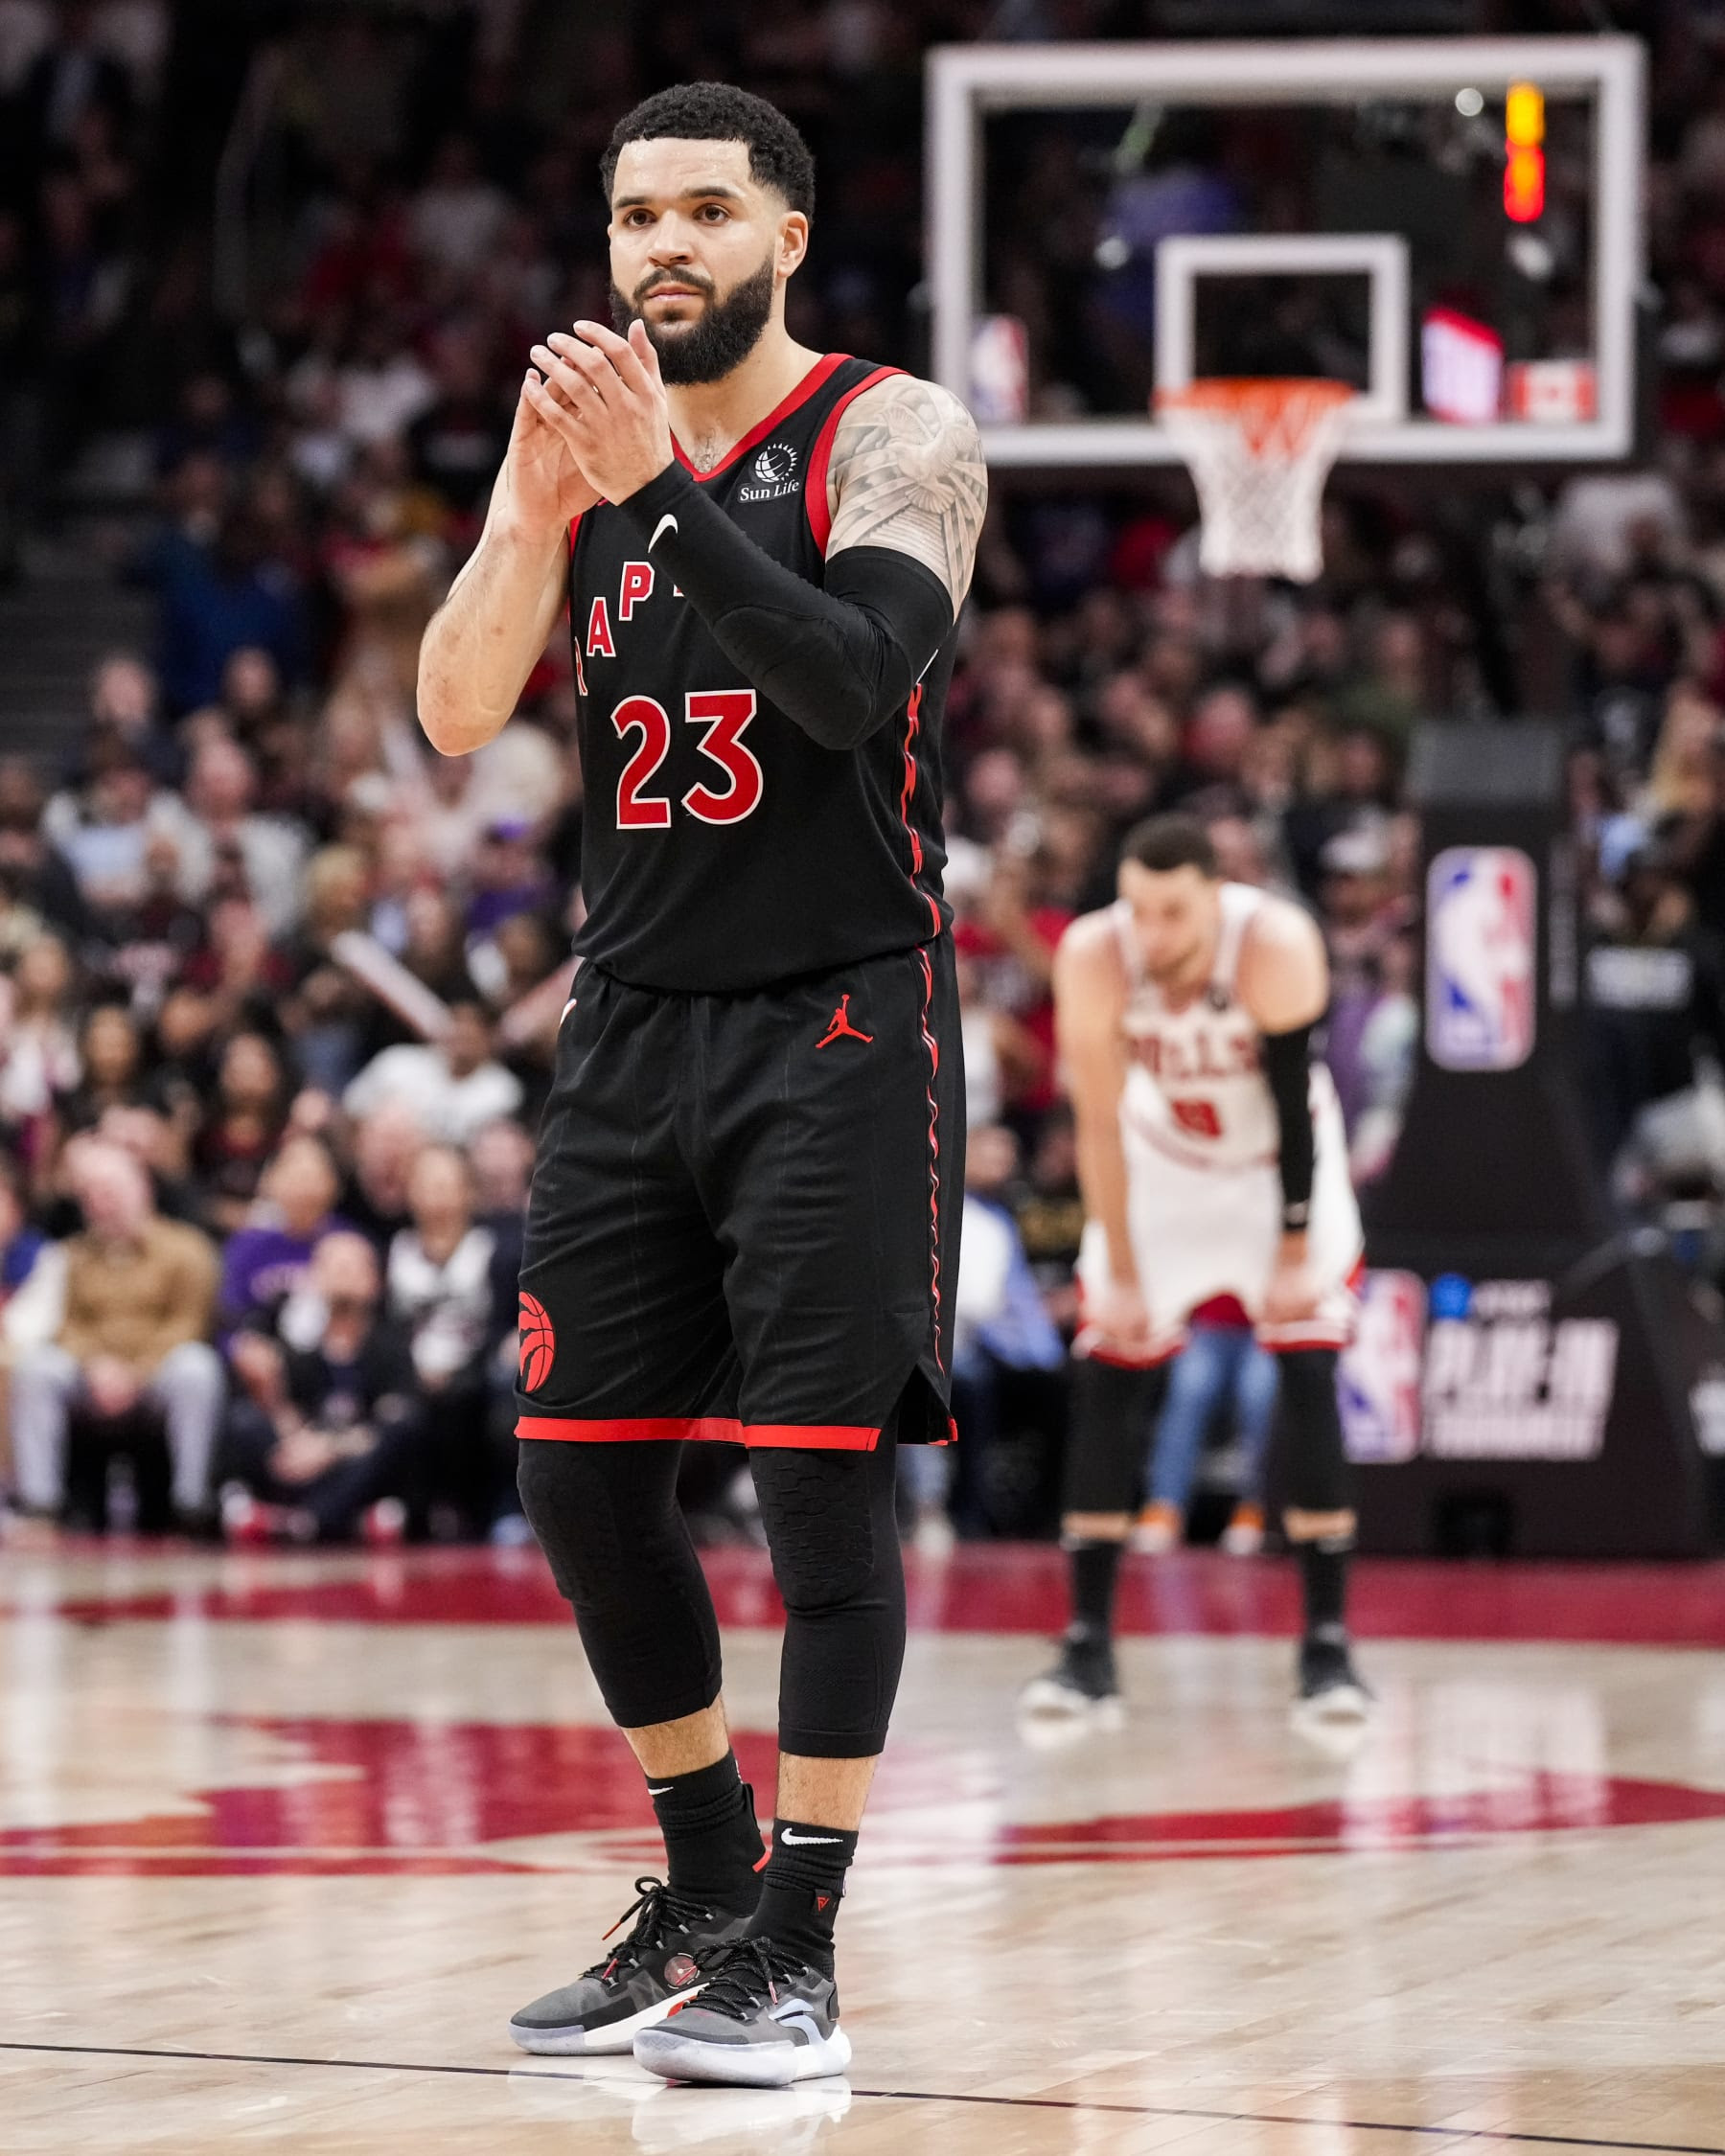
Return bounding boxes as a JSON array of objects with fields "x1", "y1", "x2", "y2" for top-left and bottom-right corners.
[{"x1": 776, "y1": 211, "x2": 810, "y2": 280}]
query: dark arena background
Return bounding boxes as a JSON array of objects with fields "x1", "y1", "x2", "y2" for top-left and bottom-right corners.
[{"x1": 3, "y1": 2, "x2": 1725, "y2": 2150}]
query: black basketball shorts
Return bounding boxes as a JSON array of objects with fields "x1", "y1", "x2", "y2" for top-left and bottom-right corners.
[{"x1": 515, "y1": 938, "x2": 964, "y2": 1453}]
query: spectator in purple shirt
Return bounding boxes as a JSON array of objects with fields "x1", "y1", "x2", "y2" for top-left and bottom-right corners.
[
  {"x1": 465, "y1": 819, "x2": 553, "y2": 936},
  {"x1": 0, "y1": 1154, "x2": 46, "y2": 1296},
  {"x1": 217, "y1": 1134, "x2": 344, "y2": 1339}
]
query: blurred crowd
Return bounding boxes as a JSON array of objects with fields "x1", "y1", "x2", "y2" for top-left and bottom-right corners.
[{"x1": 5, "y1": 0, "x2": 1725, "y2": 1545}]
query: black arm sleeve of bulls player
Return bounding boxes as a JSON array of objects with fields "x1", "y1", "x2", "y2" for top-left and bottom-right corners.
[
  {"x1": 1260, "y1": 1021, "x2": 1317, "y2": 1228},
  {"x1": 615, "y1": 461, "x2": 954, "y2": 750}
]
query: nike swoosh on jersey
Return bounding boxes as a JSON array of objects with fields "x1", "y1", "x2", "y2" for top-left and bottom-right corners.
[
  {"x1": 649, "y1": 513, "x2": 678, "y2": 551},
  {"x1": 779, "y1": 1827, "x2": 844, "y2": 1846}
]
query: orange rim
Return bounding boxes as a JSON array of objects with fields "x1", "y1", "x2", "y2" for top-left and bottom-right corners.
[{"x1": 1157, "y1": 377, "x2": 1354, "y2": 458}]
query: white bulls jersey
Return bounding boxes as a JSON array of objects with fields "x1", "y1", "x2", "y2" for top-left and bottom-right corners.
[
  {"x1": 1077, "y1": 883, "x2": 1363, "y2": 1364},
  {"x1": 1118, "y1": 883, "x2": 1281, "y2": 1172}
]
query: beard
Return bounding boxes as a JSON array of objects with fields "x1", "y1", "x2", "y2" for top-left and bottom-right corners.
[{"x1": 610, "y1": 255, "x2": 777, "y2": 385}]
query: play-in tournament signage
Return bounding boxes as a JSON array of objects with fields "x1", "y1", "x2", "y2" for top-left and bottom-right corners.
[
  {"x1": 1344, "y1": 1271, "x2": 1618, "y2": 1466},
  {"x1": 1353, "y1": 724, "x2": 1719, "y2": 1558}
]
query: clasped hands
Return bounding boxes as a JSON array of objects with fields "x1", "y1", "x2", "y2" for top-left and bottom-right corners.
[{"x1": 525, "y1": 318, "x2": 675, "y2": 506}]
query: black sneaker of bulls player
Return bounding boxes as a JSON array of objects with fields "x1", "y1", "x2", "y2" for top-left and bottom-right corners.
[
  {"x1": 1018, "y1": 1628, "x2": 1125, "y2": 1728},
  {"x1": 632, "y1": 1936, "x2": 850, "y2": 2087},
  {"x1": 509, "y1": 1876, "x2": 751, "y2": 2055},
  {"x1": 1294, "y1": 1626, "x2": 1373, "y2": 1725}
]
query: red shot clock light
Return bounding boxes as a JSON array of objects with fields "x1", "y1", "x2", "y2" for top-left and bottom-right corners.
[{"x1": 1504, "y1": 80, "x2": 1545, "y2": 223}]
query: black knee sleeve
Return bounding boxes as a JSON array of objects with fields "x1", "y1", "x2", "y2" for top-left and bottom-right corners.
[
  {"x1": 751, "y1": 1420, "x2": 905, "y2": 1759},
  {"x1": 1275, "y1": 1348, "x2": 1354, "y2": 1516},
  {"x1": 1061, "y1": 1357, "x2": 1164, "y2": 1517},
  {"x1": 518, "y1": 1438, "x2": 723, "y2": 1728}
]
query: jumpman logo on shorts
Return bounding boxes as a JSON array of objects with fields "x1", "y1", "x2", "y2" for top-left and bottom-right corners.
[{"x1": 816, "y1": 995, "x2": 873, "y2": 1049}]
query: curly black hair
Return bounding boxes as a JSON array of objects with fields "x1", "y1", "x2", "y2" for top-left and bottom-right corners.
[{"x1": 600, "y1": 82, "x2": 815, "y2": 218}]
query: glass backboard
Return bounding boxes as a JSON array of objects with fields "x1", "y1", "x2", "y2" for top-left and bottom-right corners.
[{"x1": 927, "y1": 38, "x2": 1644, "y2": 467}]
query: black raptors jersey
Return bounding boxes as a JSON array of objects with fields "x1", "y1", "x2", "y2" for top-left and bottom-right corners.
[{"x1": 567, "y1": 354, "x2": 955, "y2": 994}]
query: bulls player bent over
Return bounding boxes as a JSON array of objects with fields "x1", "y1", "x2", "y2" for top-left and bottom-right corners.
[
  {"x1": 1022, "y1": 815, "x2": 1370, "y2": 1728},
  {"x1": 417, "y1": 84, "x2": 983, "y2": 2085}
]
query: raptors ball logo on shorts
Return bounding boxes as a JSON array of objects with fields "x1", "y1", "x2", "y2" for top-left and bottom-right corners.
[{"x1": 518, "y1": 1292, "x2": 556, "y2": 1392}]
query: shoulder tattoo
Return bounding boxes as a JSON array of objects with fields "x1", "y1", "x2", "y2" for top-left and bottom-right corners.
[{"x1": 825, "y1": 376, "x2": 988, "y2": 610}]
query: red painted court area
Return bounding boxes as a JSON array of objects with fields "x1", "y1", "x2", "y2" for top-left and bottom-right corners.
[
  {"x1": 45, "y1": 1542, "x2": 1725, "y2": 1647},
  {"x1": 12, "y1": 1542, "x2": 1723, "y2": 1882},
  {"x1": 7, "y1": 1710, "x2": 1725, "y2": 1879}
]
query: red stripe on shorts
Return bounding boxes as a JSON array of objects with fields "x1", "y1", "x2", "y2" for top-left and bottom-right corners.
[
  {"x1": 516, "y1": 1415, "x2": 744, "y2": 1443},
  {"x1": 517, "y1": 1415, "x2": 885, "y2": 1451},
  {"x1": 742, "y1": 1424, "x2": 881, "y2": 1451}
]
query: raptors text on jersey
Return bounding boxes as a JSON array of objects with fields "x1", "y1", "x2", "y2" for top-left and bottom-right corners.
[{"x1": 567, "y1": 353, "x2": 955, "y2": 993}]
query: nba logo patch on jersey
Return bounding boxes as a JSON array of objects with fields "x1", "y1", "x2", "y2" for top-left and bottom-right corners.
[
  {"x1": 1338, "y1": 1270, "x2": 1426, "y2": 1462},
  {"x1": 1426, "y1": 846, "x2": 1536, "y2": 1071}
]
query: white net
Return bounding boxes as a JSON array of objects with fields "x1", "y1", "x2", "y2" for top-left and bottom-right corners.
[{"x1": 1158, "y1": 379, "x2": 1354, "y2": 583}]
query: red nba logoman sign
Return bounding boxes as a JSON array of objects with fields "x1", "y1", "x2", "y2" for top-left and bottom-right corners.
[
  {"x1": 1421, "y1": 308, "x2": 1505, "y2": 426},
  {"x1": 1339, "y1": 1271, "x2": 1426, "y2": 1462},
  {"x1": 1425, "y1": 846, "x2": 1536, "y2": 1071}
]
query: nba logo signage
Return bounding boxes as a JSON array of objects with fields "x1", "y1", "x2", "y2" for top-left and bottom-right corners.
[
  {"x1": 1426, "y1": 847, "x2": 1536, "y2": 1071},
  {"x1": 1340, "y1": 1271, "x2": 1426, "y2": 1462}
]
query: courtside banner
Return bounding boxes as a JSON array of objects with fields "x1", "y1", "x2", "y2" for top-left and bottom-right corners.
[
  {"x1": 1343, "y1": 1269, "x2": 1618, "y2": 1469},
  {"x1": 1356, "y1": 724, "x2": 1719, "y2": 1556}
]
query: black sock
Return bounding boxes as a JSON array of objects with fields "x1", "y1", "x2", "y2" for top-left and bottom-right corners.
[
  {"x1": 746, "y1": 1817, "x2": 858, "y2": 1977},
  {"x1": 647, "y1": 1753, "x2": 764, "y2": 1913},
  {"x1": 1068, "y1": 1537, "x2": 1123, "y2": 1641},
  {"x1": 1297, "y1": 1535, "x2": 1351, "y2": 1640}
]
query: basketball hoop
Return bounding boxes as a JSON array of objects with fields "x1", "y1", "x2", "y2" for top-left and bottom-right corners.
[{"x1": 1157, "y1": 378, "x2": 1355, "y2": 583}]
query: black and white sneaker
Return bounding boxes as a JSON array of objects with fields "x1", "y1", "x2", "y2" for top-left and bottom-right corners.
[
  {"x1": 1019, "y1": 1630, "x2": 1124, "y2": 1728},
  {"x1": 632, "y1": 1937, "x2": 850, "y2": 2087},
  {"x1": 1294, "y1": 1626, "x2": 1372, "y2": 1726},
  {"x1": 508, "y1": 1876, "x2": 750, "y2": 2055}
]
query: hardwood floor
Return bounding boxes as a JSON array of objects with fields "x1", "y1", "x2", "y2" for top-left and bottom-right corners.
[{"x1": 3, "y1": 1538, "x2": 1723, "y2": 2153}]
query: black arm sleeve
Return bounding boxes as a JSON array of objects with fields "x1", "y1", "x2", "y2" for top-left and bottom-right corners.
[
  {"x1": 615, "y1": 461, "x2": 954, "y2": 750},
  {"x1": 1260, "y1": 1021, "x2": 1317, "y2": 1228}
]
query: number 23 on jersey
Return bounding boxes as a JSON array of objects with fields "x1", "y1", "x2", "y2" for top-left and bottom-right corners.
[{"x1": 611, "y1": 690, "x2": 764, "y2": 831}]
